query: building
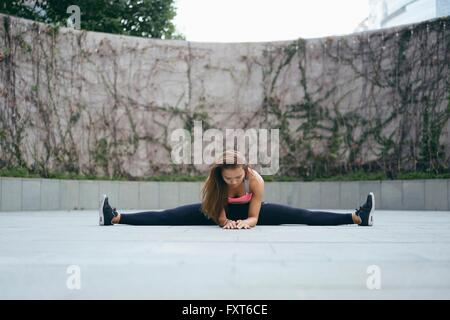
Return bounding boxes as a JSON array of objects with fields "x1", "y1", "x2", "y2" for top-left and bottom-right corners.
[{"x1": 356, "y1": 0, "x2": 450, "y2": 31}]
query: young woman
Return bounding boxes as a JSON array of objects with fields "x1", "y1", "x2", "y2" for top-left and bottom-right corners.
[{"x1": 99, "y1": 150, "x2": 374, "y2": 228}]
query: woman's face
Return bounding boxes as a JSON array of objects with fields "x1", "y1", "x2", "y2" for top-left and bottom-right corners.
[{"x1": 221, "y1": 167, "x2": 246, "y2": 189}]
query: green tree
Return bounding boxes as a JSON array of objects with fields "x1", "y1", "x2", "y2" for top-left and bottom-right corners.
[
  {"x1": 0, "y1": 0, "x2": 45, "y2": 21},
  {"x1": 0, "y1": 0, "x2": 185, "y2": 39}
]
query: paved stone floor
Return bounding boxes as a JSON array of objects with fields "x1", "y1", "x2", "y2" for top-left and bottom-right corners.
[{"x1": 0, "y1": 209, "x2": 449, "y2": 299}]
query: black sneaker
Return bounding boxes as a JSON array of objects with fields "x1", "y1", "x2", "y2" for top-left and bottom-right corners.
[
  {"x1": 99, "y1": 194, "x2": 118, "y2": 226},
  {"x1": 355, "y1": 192, "x2": 375, "y2": 226}
]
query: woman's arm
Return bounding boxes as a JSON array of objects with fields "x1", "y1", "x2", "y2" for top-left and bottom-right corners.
[
  {"x1": 218, "y1": 208, "x2": 238, "y2": 229},
  {"x1": 218, "y1": 207, "x2": 229, "y2": 227},
  {"x1": 237, "y1": 168, "x2": 265, "y2": 228},
  {"x1": 245, "y1": 191, "x2": 263, "y2": 227}
]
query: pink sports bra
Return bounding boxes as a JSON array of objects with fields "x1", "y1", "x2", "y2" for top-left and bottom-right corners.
[{"x1": 227, "y1": 178, "x2": 253, "y2": 204}]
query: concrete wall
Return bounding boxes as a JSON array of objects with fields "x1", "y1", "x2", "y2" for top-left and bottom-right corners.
[
  {"x1": 1, "y1": 14, "x2": 449, "y2": 178},
  {"x1": 1, "y1": 177, "x2": 449, "y2": 212}
]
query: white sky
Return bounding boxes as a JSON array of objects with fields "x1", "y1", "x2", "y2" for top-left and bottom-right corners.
[{"x1": 173, "y1": 0, "x2": 370, "y2": 42}]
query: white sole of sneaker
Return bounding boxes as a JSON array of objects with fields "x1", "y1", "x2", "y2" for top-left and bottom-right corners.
[
  {"x1": 99, "y1": 194, "x2": 107, "y2": 226},
  {"x1": 368, "y1": 192, "x2": 375, "y2": 226}
]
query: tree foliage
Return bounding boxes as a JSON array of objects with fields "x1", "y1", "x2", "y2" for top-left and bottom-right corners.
[{"x1": 0, "y1": 0, "x2": 184, "y2": 39}]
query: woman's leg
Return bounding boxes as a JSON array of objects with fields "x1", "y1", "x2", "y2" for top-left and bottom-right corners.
[
  {"x1": 258, "y1": 202, "x2": 355, "y2": 226},
  {"x1": 118, "y1": 203, "x2": 216, "y2": 226}
]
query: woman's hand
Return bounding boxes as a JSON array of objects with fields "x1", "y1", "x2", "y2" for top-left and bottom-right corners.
[
  {"x1": 236, "y1": 219, "x2": 254, "y2": 229},
  {"x1": 222, "y1": 219, "x2": 237, "y2": 229}
]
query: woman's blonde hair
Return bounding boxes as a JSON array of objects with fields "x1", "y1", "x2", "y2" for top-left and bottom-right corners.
[{"x1": 201, "y1": 149, "x2": 250, "y2": 224}]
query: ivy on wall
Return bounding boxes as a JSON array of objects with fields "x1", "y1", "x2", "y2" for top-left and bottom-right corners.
[{"x1": 0, "y1": 14, "x2": 449, "y2": 180}]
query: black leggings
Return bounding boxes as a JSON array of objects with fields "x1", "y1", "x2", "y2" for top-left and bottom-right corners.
[{"x1": 119, "y1": 202, "x2": 354, "y2": 226}]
